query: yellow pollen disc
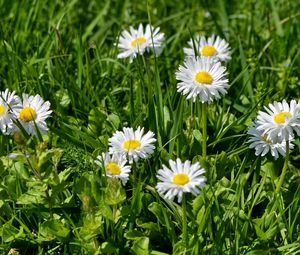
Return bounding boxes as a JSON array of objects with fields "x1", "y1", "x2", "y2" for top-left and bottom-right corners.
[
  {"x1": 261, "y1": 134, "x2": 272, "y2": 144},
  {"x1": 19, "y1": 107, "x2": 37, "y2": 122},
  {"x1": 106, "y1": 162, "x2": 121, "y2": 175},
  {"x1": 123, "y1": 139, "x2": 141, "y2": 150},
  {"x1": 201, "y1": 45, "x2": 217, "y2": 57},
  {"x1": 195, "y1": 71, "x2": 213, "y2": 84},
  {"x1": 173, "y1": 173, "x2": 190, "y2": 186},
  {"x1": 274, "y1": 112, "x2": 292, "y2": 124},
  {"x1": 0, "y1": 104, "x2": 6, "y2": 116},
  {"x1": 131, "y1": 37, "x2": 147, "y2": 47}
]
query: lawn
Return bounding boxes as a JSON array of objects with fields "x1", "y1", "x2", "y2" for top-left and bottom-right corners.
[{"x1": 0, "y1": 0, "x2": 300, "y2": 254}]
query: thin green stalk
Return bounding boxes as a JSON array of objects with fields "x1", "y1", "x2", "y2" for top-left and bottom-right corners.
[
  {"x1": 24, "y1": 149, "x2": 53, "y2": 218},
  {"x1": 129, "y1": 162, "x2": 139, "y2": 231},
  {"x1": 182, "y1": 193, "x2": 188, "y2": 250},
  {"x1": 45, "y1": 187, "x2": 53, "y2": 219},
  {"x1": 111, "y1": 204, "x2": 117, "y2": 242},
  {"x1": 276, "y1": 140, "x2": 289, "y2": 193},
  {"x1": 202, "y1": 102, "x2": 208, "y2": 160},
  {"x1": 135, "y1": 55, "x2": 146, "y2": 107}
]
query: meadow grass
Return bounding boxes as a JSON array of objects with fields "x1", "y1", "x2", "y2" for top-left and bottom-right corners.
[{"x1": 0, "y1": 0, "x2": 300, "y2": 254}]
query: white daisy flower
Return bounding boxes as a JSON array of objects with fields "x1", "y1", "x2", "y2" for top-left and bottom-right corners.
[
  {"x1": 256, "y1": 100, "x2": 300, "y2": 141},
  {"x1": 0, "y1": 89, "x2": 21, "y2": 134},
  {"x1": 13, "y1": 94, "x2": 52, "y2": 136},
  {"x1": 108, "y1": 126, "x2": 156, "y2": 163},
  {"x1": 117, "y1": 23, "x2": 164, "y2": 61},
  {"x1": 176, "y1": 57, "x2": 229, "y2": 103},
  {"x1": 95, "y1": 152, "x2": 131, "y2": 185},
  {"x1": 156, "y1": 158, "x2": 206, "y2": 203},
  {"x1": 247, "y1": 123, "x2": 294, "y2": 160},
  {"x1": 184, "y1": 35, "x2": 231, "y2": 62}
]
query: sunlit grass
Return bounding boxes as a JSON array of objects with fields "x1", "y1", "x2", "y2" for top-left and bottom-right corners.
[{"x1": 1, "y1": 0, "x2": 300, "y2": 254}]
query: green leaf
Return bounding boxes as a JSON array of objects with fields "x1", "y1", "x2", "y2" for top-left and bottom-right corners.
[
  {"x1": 136, "y1": 220, "x2": 158, "y2": 232},
  {"x1": 261, "y1": 161, "x2": 279, "y2": 179},
  {"x1": 74, "y1": 172, "x2": 103, "y2": 204},
  {"x1": 195, "y1": 206, "x2": 206, "y2": 234},
  {"x1": 131, "y1": 183, "x2": 144, "y2": 215},
  {"x1": 100, "y1": 242, "x2": 118, "y2": 254},
  {"x1": 58, "y1": 167, "x2": 73, "y2": 183},
  {"x1": 40, "y1": 219, "x2": 70, "y2": 241},
  {"x1": 172, "y1": 240, "x2": 186, "y2": 255},
  {"x1": 253, "y1": 221, "x2": 267, "y2": 240},
  {"x1": 163, "y1": 106, "x2": 171, "y2": 132},
  {"x1": 17, "y1": 182, "x2": 46, "y2": 205},
  {"x1": 2, "y1": 220, "x2": 25, "y2": 242},
  {"x1": 192, "y1": 195, "x2": 205, "y2": 215},
  {"x1": 193, "y1": 129, "x2": 202, "y2": 143},
  {"x1": 104, "y1": 178, "x2": 126, "y2": 205},
  {"x1": 79, "y1": 212, "x2": 103, "y2": 241},
  {"x1": 107, "y1": 113, "x2": 120, "y2": 129},
  {"x1": 38, "y1": 148, "x2": 64, "y2": 171},
  {"x1": 17, "y1": 192, "x2": 45, "y2": 205},
  {"x1": 131, "y1": 237, "x2": 149, "y2": 255},
  {"x1": 56, "y1": 89, "x2": 71, "y2": 108},
  {"x1": 148, "y1": 202, "x2": 167, "y2": 227},
  {"x1": 125, "y1": 230, "x2": 146, "y2": 240},
  {"x1": 98, "y1": 203, "x2": 113, "y2": 221},
  {"x1": 3, "y1": 175, "x2": 18, "y2": 200},
  {"x1": 150, "y1": 251, "x2": 170, "y2": 255}
]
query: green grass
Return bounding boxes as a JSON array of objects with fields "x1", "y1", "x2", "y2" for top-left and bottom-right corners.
[{"x1": 1, "y1": 0, "x2": 300, "y2": 254}]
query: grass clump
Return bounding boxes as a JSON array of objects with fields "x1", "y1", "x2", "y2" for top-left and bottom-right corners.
[{"x1": 1, "y1": 0, "x2": 300, "y2": 254}]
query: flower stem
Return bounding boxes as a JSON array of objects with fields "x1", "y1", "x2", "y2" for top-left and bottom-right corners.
[
  {"x1": 202, "y1": 102, "x2": 207, "y2": 160},
  {"x1": 276, "y1": 140, "x2": 289, "y2": 193},
  {"x1": 182, "y1": 193, "x2": 188, "y2": 249},
  {"x1": 111, "y1": 204, "x2": 117, "y2": 241}
]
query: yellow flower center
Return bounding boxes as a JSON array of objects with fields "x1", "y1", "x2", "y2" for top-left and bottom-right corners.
[
  {"x1": 195, "y1": 72, "x2": 213, "y2": 84},
  {"x1": 261, "y1": 134, "x2": 272, "y2": 144},
  {"x1": 123, "y1": 139, "x2": 141, "y2": 150},
  {"x1": 201, "y1": 45, "x2": 217, "y2": 57},
  {"x1": 19, "y1": 107, "x2": 37, "y2": 122},
  {"x1": 13, "y1": 132, "x2": 25, "y2": 144},
  {"x1": 106, "y1": 162, "x2": 121, "y2": 175},
  {"x1": 274, "y1": 112, "x2": 292, "y2": 124},
  {"x1": 173, "y1": 173, "x2": 190, "y2": 186},
  {"x1": 0, "y1": 104, "x2": 6, "y2": 116},
  {"x1": 131, "y1": 37, "x2": 147, "y2": 47}
]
